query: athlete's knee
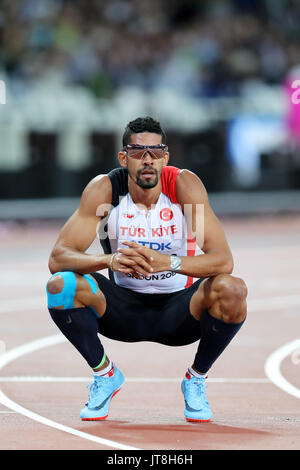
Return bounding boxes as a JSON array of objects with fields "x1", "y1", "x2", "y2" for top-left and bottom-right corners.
[
  {"x1": 46, "y1": 274, "x2": 64, "y2": 295},
  {"x1": 212, "y1": 274, "x2": 247, "y2": 302},
  {"x1": 46, "y1": 271, "x2": 104, "y2": 313},
  {"x1": 209, "y1": 274, "x2": 247, "y2": 323},
  {"x1": 46, "y1": 271, "x2": 78, "y2": 310}
]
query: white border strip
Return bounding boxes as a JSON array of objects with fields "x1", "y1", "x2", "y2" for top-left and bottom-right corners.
[
  {"x1": 0, "y1": 334, "x2": 140, "y2": 450},
  {"x1": 264, "y1": 339, "x2": 300, "y2": 399}
]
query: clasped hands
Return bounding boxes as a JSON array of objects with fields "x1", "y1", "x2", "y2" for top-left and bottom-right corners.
[{"x1": 111, "y1": 241, "x2": 170, "y2": 279}]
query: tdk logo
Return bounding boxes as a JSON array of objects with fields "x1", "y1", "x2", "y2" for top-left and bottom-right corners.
[{"x1": 137, "y1": 241, "x2": 172, "y2": 250}]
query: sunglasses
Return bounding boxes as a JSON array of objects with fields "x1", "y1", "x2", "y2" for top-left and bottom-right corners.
[{"x1": 122, "y1": 144, "x2": 168, "y2": 160}]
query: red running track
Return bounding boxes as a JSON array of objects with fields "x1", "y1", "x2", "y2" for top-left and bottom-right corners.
[{"x1": 0, "y1": 215, "x2": 299, "y2": 450}]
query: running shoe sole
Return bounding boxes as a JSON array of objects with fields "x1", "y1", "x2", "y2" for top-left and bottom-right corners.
[{"x1": 185, "y1": 417, "x2": 211, "y2": 423}]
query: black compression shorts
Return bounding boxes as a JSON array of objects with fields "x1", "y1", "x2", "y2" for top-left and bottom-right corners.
[{"x1": 90, "y1": 272, "x2": 204, "y2": 347}]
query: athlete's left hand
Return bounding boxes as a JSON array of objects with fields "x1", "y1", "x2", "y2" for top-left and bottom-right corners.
[{"x1": 118, "y1": 241, "x2": 170, "y2": 273}]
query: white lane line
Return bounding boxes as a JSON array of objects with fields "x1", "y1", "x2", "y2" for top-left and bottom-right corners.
[
  {"x1": 0, "y1": 376, "x2": 270, "y2": 384},
  {"x1": 2, "y1": 293, "x2": 300, "y2": 314},
  {"x1": 0, "y1": 389, "x2": 139, "y2": 450},
  {"x1": 0, "y1": 297, "x2": 45, "y2": 313},
  {"x1": 0, "y1": 334, "x2": 140, "y2": 451},
  {"x1": 248, "y1": 295, "x2": 300, "y2": 311},
  {"x1": 264, "y1": 339, "x2": 300, "y2": 399}
]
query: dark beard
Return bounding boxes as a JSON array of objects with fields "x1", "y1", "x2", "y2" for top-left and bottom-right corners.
[{"x1": 135, "y1": 167, "x2": 159, "y2": 189}]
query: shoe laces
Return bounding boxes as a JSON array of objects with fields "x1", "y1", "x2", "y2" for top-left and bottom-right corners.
[
  {"x1": 187, "y1": 377, "x2": 208, "y2": 403},
  {"x1": 86, "y1": 375, "x2": 109, "y2": 400},
  {"x1": 87, "y1": 380, "x2": 98, "y2": 400}
]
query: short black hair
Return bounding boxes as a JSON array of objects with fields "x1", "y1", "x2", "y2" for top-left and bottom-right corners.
[{"x1": 122, "y1": 116, "x2": 166, "y2": 146}]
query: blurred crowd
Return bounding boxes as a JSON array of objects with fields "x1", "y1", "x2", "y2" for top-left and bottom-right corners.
[{"x1": 1, "y1": 0, "x2": 300, "y2": 99}]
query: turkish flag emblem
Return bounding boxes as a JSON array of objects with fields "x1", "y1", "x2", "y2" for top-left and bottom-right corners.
[{"x1": 160, "y1": 208, "x2": 173, "y2": 221}]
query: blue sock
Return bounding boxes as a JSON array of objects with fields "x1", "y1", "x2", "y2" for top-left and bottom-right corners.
[
  {"x1": 48, "y1": 307, "x2": 104, "y2": 369},
  {"x1": 193, "y1": 310, "x2": 246, "y2": 374}
]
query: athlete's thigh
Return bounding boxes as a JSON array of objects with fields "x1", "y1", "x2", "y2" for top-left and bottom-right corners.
[
  {"x1": 155, "y1": 279, "x2": 204, "y2": 347},
  {"x1": 90, "y1": 274, "x2": 205, "y2": 346},
  {"x1": 90, "y1": 272, "x2": 153, "y2": 342}
]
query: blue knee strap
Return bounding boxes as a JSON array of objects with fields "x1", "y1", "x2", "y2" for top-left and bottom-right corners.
[
  {"x1": 46, "y1": 271, "x2": 77, "y2": 309},
  {"x1": 83, "y1": 275, "x2": 99, "y2": 318},
  {"x1": 46, "y1": 272, "x2": 98, "y2": 310},
  {"x1": 83, "y1": 274, "x2": 98, "y2": 294}
]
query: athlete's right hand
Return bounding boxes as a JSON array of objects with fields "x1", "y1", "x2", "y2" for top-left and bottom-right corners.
[{"x1": 110, "y1": 252, "x2": 154, "y2": 279}]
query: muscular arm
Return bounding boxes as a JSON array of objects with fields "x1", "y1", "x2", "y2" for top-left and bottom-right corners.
[
  {"x1": 48, "y1": 175, "x2": 113, "y2": 274},
  {"x1": 176, "y1": 169, "x2": 233, "y2": 278},
  {"x1": 49, "y1": 174, "x2": 154, "y2": 276}
]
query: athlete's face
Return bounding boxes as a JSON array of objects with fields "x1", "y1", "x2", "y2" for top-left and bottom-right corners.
[{"x1": 119, "y1": 132, "x2": 169, "y2": 189}]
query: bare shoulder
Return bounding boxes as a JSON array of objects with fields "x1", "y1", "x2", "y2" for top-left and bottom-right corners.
[
  {"x1": 176, "y1": 169, "x2": 208, "y2": 204},
  {"x1": 79, "y1": 174, "x2": 112, "y2": 217}
]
